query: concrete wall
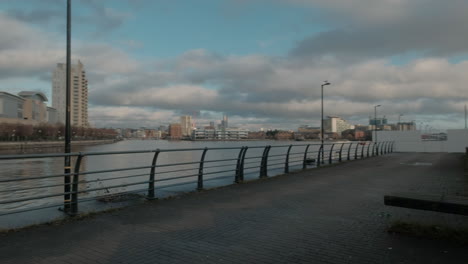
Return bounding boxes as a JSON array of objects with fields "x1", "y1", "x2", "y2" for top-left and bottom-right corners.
[
  {"x1": 373, "y1": 130, "x2": 447, "y2": 152},
  {"x1": 374, "y1": 129, "x2": 468, "y2": 153},
  {"x1": 446, "y1": 129, "x2": 468, "y2": 153}
]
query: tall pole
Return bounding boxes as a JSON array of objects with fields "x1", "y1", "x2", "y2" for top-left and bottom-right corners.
[
  {"x1": 320, "y1": 81, "x2": 330, "y2": 162},
  {"x1": 64, "y1": 0, "x2": 72, "y2": 212},
  {"x1": 465, "y1": 105, "x2": 467, "y2": 129},
  {"x1": 374, "y1": 105, "x2": 381, "y2": 150}
]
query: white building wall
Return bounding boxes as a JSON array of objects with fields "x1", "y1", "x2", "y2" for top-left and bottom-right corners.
[
  {"x1": 446, "y1": 129, "x2": 468, "y2": 153},
  {"x1": 375, "y1": 130, "x2": 449, "y2": 152}
]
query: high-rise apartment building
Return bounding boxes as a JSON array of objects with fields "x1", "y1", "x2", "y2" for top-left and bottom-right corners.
[
  {"x1": 52, "y1": 60, "x2": 88, "y2": 127},
  {"x1": 180, "y1": 116, "x2": 192, "y2": 137},
  {"x1": 324, "y1": 116, "x2": 354, "y2": 134},
  {"x1": 221, "y1": 114, "x2": 228, "y2": 128}
]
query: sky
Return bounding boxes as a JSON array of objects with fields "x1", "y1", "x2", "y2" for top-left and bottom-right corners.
[{"x1": 0, "y1": 0, "x2": 467, "y2": 131}]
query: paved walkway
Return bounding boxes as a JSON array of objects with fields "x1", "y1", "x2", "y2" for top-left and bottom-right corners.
[{"x1": 1, "y1": 153, "x2": 468, "y2": 264}]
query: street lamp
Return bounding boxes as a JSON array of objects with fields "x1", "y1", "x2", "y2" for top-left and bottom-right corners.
[
  {"x1": 321, "y1": 81, "x2": 330, "y2": 162},
  {"x1": 374, "y1": 105, "x2": 381, "y2": 153}
]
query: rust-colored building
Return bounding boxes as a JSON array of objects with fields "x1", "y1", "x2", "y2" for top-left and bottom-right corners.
[{"x1": 168, "y1": 123, "x2": 182, "y2": 139}]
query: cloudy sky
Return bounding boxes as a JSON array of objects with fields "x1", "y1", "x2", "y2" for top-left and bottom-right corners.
[{"x1": 0, "y1": 0, "x2": 467, "y2": 130}]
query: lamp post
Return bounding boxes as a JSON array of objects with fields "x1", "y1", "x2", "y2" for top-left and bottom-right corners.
[
  {"x1": 63, "y1": 0, "x2": 72, "y2": 213},
  {"x1": 374, "y1": 105, "x2": 381, "y2": 153},
  {"x1": 321, "y1": 81, "x2": 330, "y2": 162}
]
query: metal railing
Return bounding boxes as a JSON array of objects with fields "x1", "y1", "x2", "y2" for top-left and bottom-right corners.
[{"x1": 0, "y1": 141, "x2": 394, "y2": 217}]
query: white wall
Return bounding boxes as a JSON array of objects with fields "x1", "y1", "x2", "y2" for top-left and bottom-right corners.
[
  {"x1": 446, "y1": 129, "x2": 468, "y2": 153},
  {"x1": 373, "y1": 130, "x2": 447, "y2": 152}
]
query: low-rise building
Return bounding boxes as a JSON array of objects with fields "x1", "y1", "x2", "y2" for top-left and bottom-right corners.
[{"x1": 0, "y1": 91, "x2": 56, "y2": 125}]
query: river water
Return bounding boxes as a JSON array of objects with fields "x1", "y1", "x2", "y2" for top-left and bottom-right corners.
[{"x1": 1, "y1": 139, "x2": 336, "y2": 228}]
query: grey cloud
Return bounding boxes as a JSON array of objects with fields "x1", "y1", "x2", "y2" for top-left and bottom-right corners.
[{"x1": 290, "y1": 1, "x2": 468, "y2": 60}]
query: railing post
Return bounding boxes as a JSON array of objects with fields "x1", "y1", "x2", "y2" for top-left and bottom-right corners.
[
  {"x1": 381, "y1": 142, "x2": 385, "y2": 155},
  {"x1": 235, "y1": 147, "x2": 246, "y2": 183},
  {"x1": 240, "y1": 147, "x2": 248, "y2": 181},
  {"x1": 317, "y1": 144, "x2": 323, "y2": 167},
  {"x1": 198, "y1": 148, "x2": 208, "y2": 191},
  {"x1": 285, "y1": 144, "x2": 293, "y2": 173},
  {"x1": 338, "y1": 143, "x2": 345, "y2": 162},
  {"x1": 303, "y1": 144, "x2": 311, "y2": 169},
  {"x1": 383, "y1": 142, "x2": 388, "y2": 154},
  {"x1": 391, "y1": 141, "x2": 395, "y2": 152},
  {"x1": 260, "y1": 145, "x2": 271, "y2": 178},
  {"x1": 347, "y1": 143, "x2": 353, "y2": 161},
  {"x1": 354, "y1": 142, "x2": 359, "y2": 159},
  {"x1": 329, "y1": 143, "x2": 335, "y2": 164},
  {"x1": 361, "y1": 142, "x2": 365, "y2": 158},
  {"x1": 71, "y1": 153, "x2": 83, "y2": 216},
  {"x1": 372, "y1": 142, "x2": 376, "y2": 156},
  {"x1": 148, "y1": 149, "x2": 160, "y2": 199}
]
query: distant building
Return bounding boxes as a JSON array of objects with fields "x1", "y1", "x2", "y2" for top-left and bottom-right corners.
[
  {"x1": 221, "y1": 114, "x2": 228, "y2": 128},
  {"x1": 169, "y1": 123, "x2": 182, "y2": 139},
  {"x1": 52, "y1": 60, "x2": 89, "y2": 127},
  {"x1": 323, "y1": 116, "x2": 354, "y2": 134},
  {"x1": 369, "y1": 116, "x2": 388, "y2": 126},
  {"x1": 0, "y1": 91, "x2": 57, "y2": 125},
  {"x1": 180, "y1": 116, "x2": 192, "y2": 137},
  {"x1": 193, "y1": 128, "x2": 248, "y2": 140},
  {"x1": 397, "y1": 122, "x2": 416, "y2": 131}
]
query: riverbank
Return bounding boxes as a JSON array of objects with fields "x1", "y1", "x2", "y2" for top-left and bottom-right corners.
[{"x1": 0, "y1": 139, "x2": 117, "y2": 152}]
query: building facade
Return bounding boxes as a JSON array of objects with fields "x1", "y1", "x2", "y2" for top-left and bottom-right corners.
[
  {"x1": 52, "y1": 60, "x2": 89, "y2": 127},
  {"x1": 193, "y1": 128, "x2": 248, "y2": 140},
  {"x1": 168, "y1": 123, "x2": 182, "y2": 139},
  {"x1": 323, "y1": 116, "x2": 354, "y2": 134},
  {"x1": 180, "y1": 116, "x2": 192, "y2": 137},
  {"x1": 0, "y1": 91, "x2": 56, "y2": 125}
]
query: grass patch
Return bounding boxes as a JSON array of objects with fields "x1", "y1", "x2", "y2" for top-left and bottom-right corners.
[{"x1": 388, "y1": 220, "x2": 468, "y2": 244}]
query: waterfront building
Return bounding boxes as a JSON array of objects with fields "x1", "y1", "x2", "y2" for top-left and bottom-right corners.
[
  {"x1": 180, "y1": 116, "x2": 192, "y2": 137},
  {"x1": 369, "y1": 117, "x2": 388, "y2": 126},
  {"x1": 193, "y1": 128, "x2": 248, "y2": 140},
  {"x1": 397, "y1": 122, "x2": 416, "y2": 131},
  {"x1": 323, "y1": 116, "x2": 354, "y2": 134},
  {"x1": 169, "y1": 123, "x2": 182, "y2": 139},
  {"x1": 221, "y1": 114, "x2": 228, "y2": 128},
  {"x1": 0, "y1": 91, "x2": 56, "y2": 125},
  {"x1": 52, "y1": 60, "x2": 89, "y2": 127}
]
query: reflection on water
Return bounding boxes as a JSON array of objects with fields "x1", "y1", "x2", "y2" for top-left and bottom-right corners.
[{"x1": 0, "y1": 140, "x2": 333, "y2": 228}]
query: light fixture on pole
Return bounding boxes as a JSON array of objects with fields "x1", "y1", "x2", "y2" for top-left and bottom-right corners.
[
  {"x1": 321, "y1": 81, "x2": 330, "y2": 163},
  {"x1": 374, "y1": 105, "x2": 381, "y2": 153}
]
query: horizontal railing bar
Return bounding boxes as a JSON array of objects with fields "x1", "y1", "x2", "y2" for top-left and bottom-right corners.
[
  {"x1": 155, "y1": 167, "x2": 198, "y2": 175},
  {"x1": 243, "y1": 165, "x2": 261, "y2": 170},
  {"x1": 157, "y1": 180, "x2": 196, "y2": 190},
  {"x1": 0, "y1": 142, "x2": 368, "y2": 161},
  {"x1": 202, "y1": 169, "x2": 236, "y2": 176},
  {"x1": 203, "y1": 174, "x2": 233, "y2": 183},
  {"x1": 204, "y1": 158, "x2": 240, "y2": 163},
  {"x1": 203, "y1": 163, "x2": 237, "y2": 170},
  {"x1": 80, "y1": 180, "x2": 150, "y2": 194},
  {"x1": 268, "y1": 157, "x2": 286, "y2": 162},
  {"x1": 243, "y1": 156, "x2": 263, "y2": 160},
  {"x1": 268, "y1": 154, "x2": 286, "y2": 158},
  {"x1": 0, "y1": 191, "x2": 68, "y2": 205},
  {"x1": 0, "y1": 172, "x2": 73, "y2": 183},
  {"x1": 76, "y1": 188, "x2": 149, "y2": 204},
  {"x1": 0, "y1": 182, "x2": 67, "y2": 194},
  {"x1": 155, "y1": 173, "x2": 198, "y2": 183},
  {"x1": 83, "y1": 173, "x2": 150, "y2": 184}
]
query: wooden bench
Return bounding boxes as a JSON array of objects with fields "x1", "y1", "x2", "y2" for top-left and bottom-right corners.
[{"x1": 384, "y1": 192, "x2": 468, "y2": 216}]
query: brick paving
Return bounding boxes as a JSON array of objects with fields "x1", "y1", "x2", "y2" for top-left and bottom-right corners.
[{"x1": 1, "y1": 152, "x2": 468, "y2": 264}]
